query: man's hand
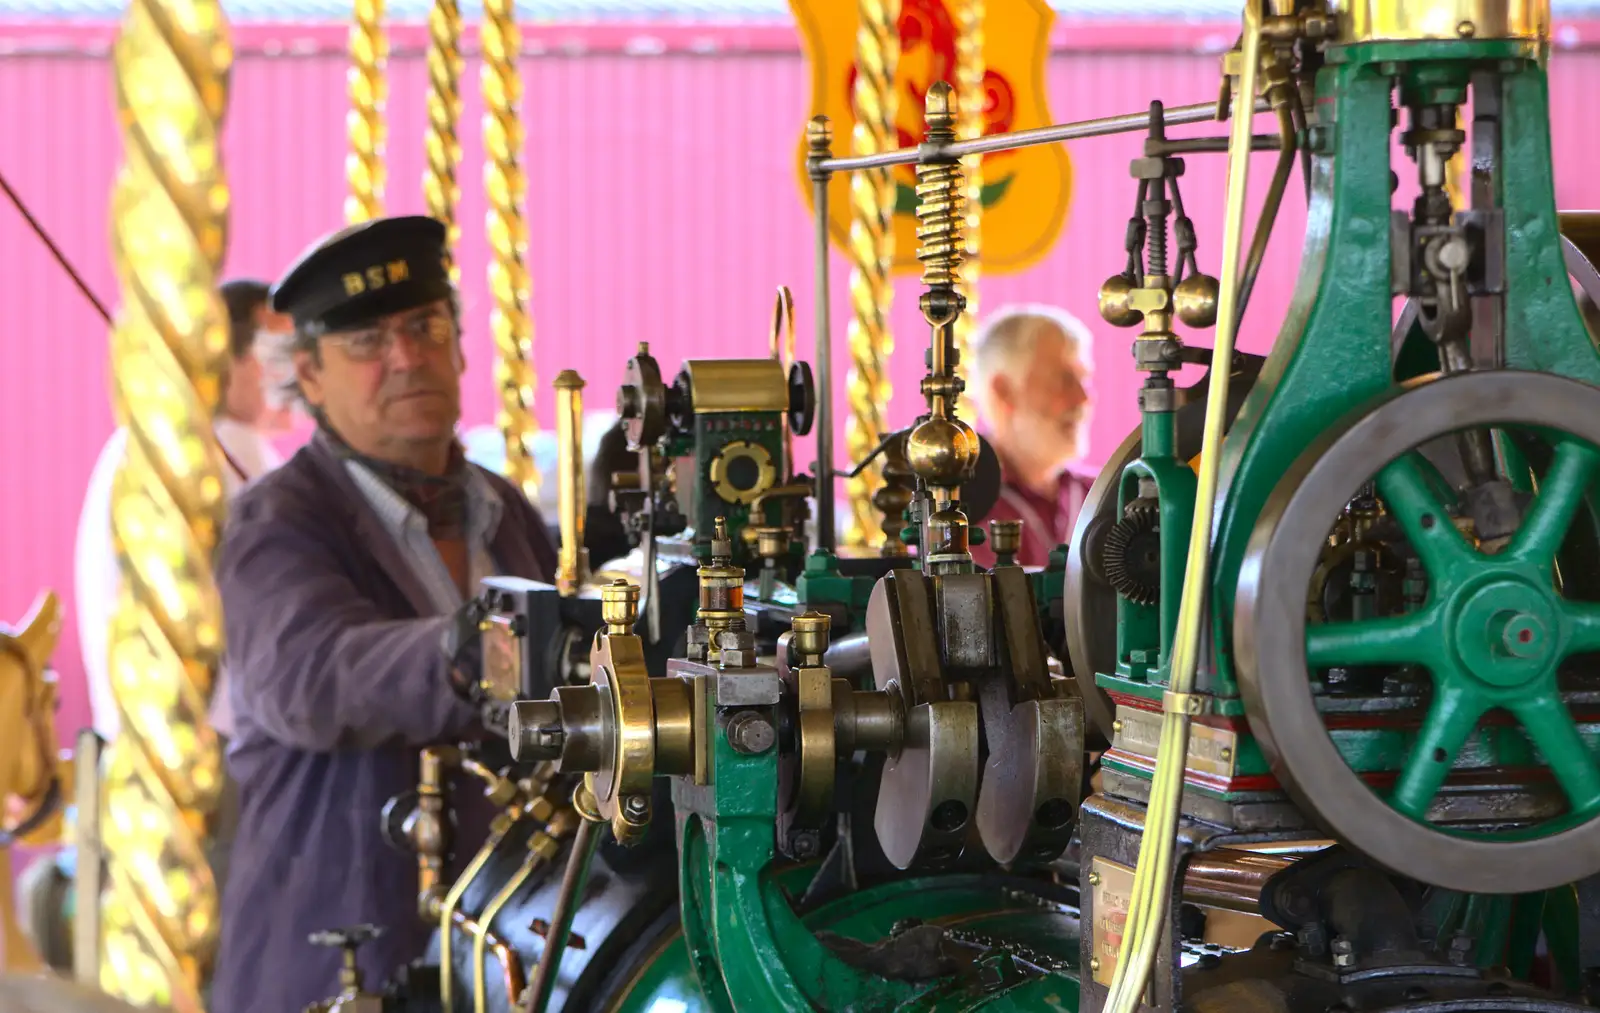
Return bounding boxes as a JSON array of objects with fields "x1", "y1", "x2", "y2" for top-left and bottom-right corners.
[{"x1": 441, "y1": 596, "x2": 490, "y2": 700}]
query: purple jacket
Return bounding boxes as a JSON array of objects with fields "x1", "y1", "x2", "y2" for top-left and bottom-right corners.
[{"x1": 209, "y1": 434, "x2": 556, "y2": 1013}]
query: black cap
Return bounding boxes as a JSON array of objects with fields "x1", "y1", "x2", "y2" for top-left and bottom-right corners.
[{"x1": 269, "y1": 216, "x2": 452, "y2": 332}]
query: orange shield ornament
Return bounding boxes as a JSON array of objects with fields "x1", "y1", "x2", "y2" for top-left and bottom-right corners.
[{"x1": 793, "y1": 0, "x2": 1072, "y2": 274}]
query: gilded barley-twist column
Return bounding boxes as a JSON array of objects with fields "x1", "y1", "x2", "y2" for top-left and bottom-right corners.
[
  {"x1": 842, "y1": 0, "x2": 901, "y2": 549},
  {"x1": 422, "y1": 0, "x2": 463, "y2": 279},
  {"x1": 101, "y1": 0, "x2": 231, "y2": 1005},
  {"x1": 345, "y1": 0, "x2": 387, "y2": 223},
  {"x1": 483, "y1": 0, "x2": 540, "y2": 499},
  {"x1": 953, "y1": 0, "x2": 984, "y2": 369}
]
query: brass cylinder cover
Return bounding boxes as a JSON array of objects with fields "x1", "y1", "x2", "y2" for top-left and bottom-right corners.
[
  {"x1": 681, "y1": 359, "x2": 790, "y2": 414},
  {"x1": 1339, "y1": 0, "x2": 1548, "y2": 42}
]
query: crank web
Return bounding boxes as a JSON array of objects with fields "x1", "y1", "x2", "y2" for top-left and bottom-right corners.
[{"x1": 1236, "y1": 370, "x2": 1600, "y2": 894}]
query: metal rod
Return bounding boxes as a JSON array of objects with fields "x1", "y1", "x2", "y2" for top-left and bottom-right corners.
[
  {"x1": 818, "y1": 96, "x2": 1272, "y2": 173},
  {"x1": 807, "y1": 117, "x2": 837, "y2": 554},
  {"x1": 524, "y1": 815, "x2": 603, "y2": 1013},
  {"x1": 71, "y1": 730, "x2": 102, "y2": 985}
]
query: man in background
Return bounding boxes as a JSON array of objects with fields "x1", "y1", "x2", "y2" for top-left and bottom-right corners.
[
  {"x1": 967, "y1": 304, "x2": 1096, "y2": 568},
  {"x1": 74, "y1": 278, "x2": 296, "y2": 744}
]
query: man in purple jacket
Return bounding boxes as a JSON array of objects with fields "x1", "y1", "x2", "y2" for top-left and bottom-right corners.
[{"x1": 210, "y1": 215, "x2": 557, "y2": 1013}]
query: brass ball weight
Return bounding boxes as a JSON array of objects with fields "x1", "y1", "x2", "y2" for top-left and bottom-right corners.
[{"x1": 1098, "y1": 274, "x2": 1141, "y2": 328}]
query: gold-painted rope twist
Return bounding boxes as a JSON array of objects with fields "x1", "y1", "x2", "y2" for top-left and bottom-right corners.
[
  {"x1": 483, "y1": 0, "x2": 539, "y2": 499},
  {"x1": 101, "y1": 0, "x2": 232, "y2": 1005},
  {"x1": 953, "y1": 0, "x2": 985, "y2": 367},
  {"x1": 345, "y1": 0, "x2": 387, "y2": 223},
  {"x1": 423, "y1": 0, "x2": 463, "y2": 280},
  {"x1": 843, "y1": 0, "x2": 901, "y2": 548}
]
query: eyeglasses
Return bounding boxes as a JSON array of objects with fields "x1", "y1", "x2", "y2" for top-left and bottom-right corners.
[{"x1": 323, "y1": 309, "x2": 456, "y2": 362}]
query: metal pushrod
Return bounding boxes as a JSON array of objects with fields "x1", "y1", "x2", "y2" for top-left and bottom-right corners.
[{"x1": 817, "y1": 96, "x2": 1272, "y2": 173}]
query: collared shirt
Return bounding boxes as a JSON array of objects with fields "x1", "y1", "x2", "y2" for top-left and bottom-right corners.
[
  {"x1": 973, "y1": 453, "x2": 1094, "y2": 569},
  {"x1": 341, "y1": 459, "x2": 505, "y2": 612}
]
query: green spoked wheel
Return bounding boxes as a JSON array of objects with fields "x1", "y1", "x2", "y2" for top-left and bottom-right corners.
[{"x1": 1236, "y1": 370, "x2": 1600, "y2": 895}]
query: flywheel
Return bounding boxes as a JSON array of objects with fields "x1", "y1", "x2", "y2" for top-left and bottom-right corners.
[{"x1": 1235, "y1": 370, "x2": 1600, "y2": 894}]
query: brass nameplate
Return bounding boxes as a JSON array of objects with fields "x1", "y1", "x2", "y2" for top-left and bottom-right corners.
[
  {"x1": 1112, "y1": 705, "x2": 1238, "y2": 779},
  {"x1": 1090, "y1": 856, "x2": 1133, "y2": 987}
]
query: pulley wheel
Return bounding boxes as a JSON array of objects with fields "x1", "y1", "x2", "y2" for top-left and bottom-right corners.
[
  {"x1": 788, "y1": 360, "x2": 816, "y2": 437},
  {"x1": 1064, "y1": 351, "x2": 1265, "y2": 748},
  {"x1": 1236, "y1": 370, "x2": 1600, "y2": 894},
  {"x1": 619, "y1": 348, "x2": 668, "y2": 449}
]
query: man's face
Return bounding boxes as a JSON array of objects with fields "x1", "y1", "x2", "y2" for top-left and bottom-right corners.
[
  {"x1": 1009, "y1": 328, "x2": 1093, "y2": 463},
  {"x1": 293, "y1": 299, "x2": 464, "y2": 461},
  {"x1": 223, "y1": 306, "x2": 296, "y2": 429}
]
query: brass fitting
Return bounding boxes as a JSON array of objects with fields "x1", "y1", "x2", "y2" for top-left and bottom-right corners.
[
  {"x1": 554, "y1": 369, "x2": 589, "y2": 596},
  {"x1": 601, "y1": 578, "x2": 640, "y2": 635},
  {"x1": 696, "y1": 517, "x2": 747, "y2": 660},
  {"x1": 989, "y1": 519, "x2": 1023, "y2": 566}
]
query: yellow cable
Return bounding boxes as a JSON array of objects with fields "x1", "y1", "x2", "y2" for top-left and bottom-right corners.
[{"x1": 1102, "y1": 1, "x2": 1262, "y2": 1010}]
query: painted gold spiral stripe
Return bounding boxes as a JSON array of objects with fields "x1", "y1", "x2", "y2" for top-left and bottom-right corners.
[
  {"x1": 483, "y1": 0, "x2": 540, "y2": 499},
  {"x1": 345, "y1": 0, "x2": 387, "y2": 223},
  {"x1": 423, "y1": 0, "x2": 463, "y2": 278},
  {"x1": 842, "y1": 0, "x2": 901, "y2": 549},
  {"x1": 101, "y1": 0, "x2": 231, "y2": 1004}
]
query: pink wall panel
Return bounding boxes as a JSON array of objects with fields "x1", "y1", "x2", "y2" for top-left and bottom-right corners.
[{"x1": 3, "y1": 24, "x2": 1600, "y2": 740}]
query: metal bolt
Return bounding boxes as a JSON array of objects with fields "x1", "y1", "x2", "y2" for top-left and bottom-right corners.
[
  {"x1": 1448, "y1": 932, "x2": 1474, "y2": 966},
  {"x1": 727, "y1": 711, "x2": 776, "y2": 754},
  {"x1": 1331, "y1": 937, "x2": 1354, "y2": 969},
  {"x1": 624, "y1": 795, "x2": 650, "y2": 822}
]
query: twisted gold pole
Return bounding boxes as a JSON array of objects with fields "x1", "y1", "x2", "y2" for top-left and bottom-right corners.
[
  {"x1": 842, "y1": 0, "x2": 901, "y2": 549},
  {"x1": 483, "y1": 0, "x2": 539, "y2": 499},
  {"x1": 953, "y1": 0, "x2": 985, "y2": 367},
  {"x1": 101, "y1": 0, "x2": 231, "y2": 1005},
  {"x1": 345, "y1": 0, "x2": 387, "y2": 223},
  {"x1": 422, "y1": 0, "x2": 463, "y2": 280}
]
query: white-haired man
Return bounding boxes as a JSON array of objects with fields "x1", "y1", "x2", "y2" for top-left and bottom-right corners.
[{"x1": 967, "y1": 304, "x2": 1096, "y2": 568}]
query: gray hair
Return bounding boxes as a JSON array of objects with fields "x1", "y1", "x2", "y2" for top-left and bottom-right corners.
[{"x1": 966, "y1": 304, "x2": 1093, "y2": 425}]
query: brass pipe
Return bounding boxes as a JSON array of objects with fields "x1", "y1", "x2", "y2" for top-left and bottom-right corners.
[
  {"x1": 450, "y1": 908, "x2": 523, "y2": 1008},
  {"x1": 842, "y1": 0, "x2": 901, "y2": 550},
  {"x1": 484, "y1": 0, "x2": 539, "y2": 500},
  {"x1": 750, "y1": 482, "x2": 813, "y2": 519},
  {"x1": 473, "y1": 808, "x2": 576, "y2": 1012},
  {"x1": 416, "y1": 746, "x2": 456, "y2": 918},
  {"x1": 555, "y1": 370, "x2": 588, "y2": 596},
  {"x1": 440, "y1": 824, "x2": 507, "y2": 1013},
  {"x1": 771, "y1": 287, "x2": 797, "y2": 472},
  {"x1": 100, "y1": 0, "x2": 231, "y2": 1002},
  {"x1": 345, "y1": 0, "x2": 387, "y2": 222},
  {"x1": 422, "y1": 0, "x2": 463, "y2": 278},
  {"x1": 953, "y1": 0, "x2": 986, "y2": 371}
]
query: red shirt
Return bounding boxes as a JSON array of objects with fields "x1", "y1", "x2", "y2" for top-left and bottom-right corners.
[{"x1": 971, "y1": 456, "x2": 1095, "y2": 569}]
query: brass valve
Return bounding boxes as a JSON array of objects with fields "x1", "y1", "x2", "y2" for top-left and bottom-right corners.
[{"x1": 304, "y1": 924, "x2": 385, "y2": 1012}]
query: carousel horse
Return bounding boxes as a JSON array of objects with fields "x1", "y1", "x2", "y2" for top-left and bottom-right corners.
[{"x1": 0, "y1": 592, "x2": 66, "y2": 974}]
